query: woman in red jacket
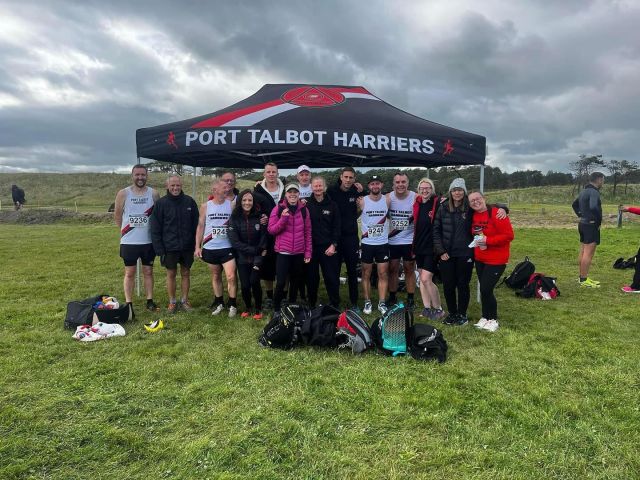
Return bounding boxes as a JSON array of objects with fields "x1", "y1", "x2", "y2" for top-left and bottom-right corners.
[
  {"x1": 468, "y1": 191, "x2": 514, "y2": 332},
  {"x1": 620, "y1": 205, "x2": 640, "y2": 293}
]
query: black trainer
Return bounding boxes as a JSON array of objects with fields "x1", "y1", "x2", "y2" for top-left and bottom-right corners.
[
  {"x1": 146, "y1": 300, "x2": 160, "y2": 312},
  {"x1": 443, "y1": 313, "x2": 458, "y2": 325},
  {"x1": 407, "y1": 298, "x2": 415, "y2": 311},
  {"x1": 454, "y1": 314, "x2": 469, "y2": 326}
]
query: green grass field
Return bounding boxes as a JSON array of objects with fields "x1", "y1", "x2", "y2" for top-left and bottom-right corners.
[{"x1": 2, "y1": 220, "x2": 640, "y2": 479}]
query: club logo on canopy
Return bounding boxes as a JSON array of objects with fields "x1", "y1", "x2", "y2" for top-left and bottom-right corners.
[
  {"x1": 443, "y1": 139, "x2": 454, "y2": 156},
  {"x1": 281, "y1": 86, "x2": 345, "y2": 107}
]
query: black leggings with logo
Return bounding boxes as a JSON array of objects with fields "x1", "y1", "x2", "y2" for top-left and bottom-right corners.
[{"x1": 438, "y1": 256, "x2": 474, "y2": 316}]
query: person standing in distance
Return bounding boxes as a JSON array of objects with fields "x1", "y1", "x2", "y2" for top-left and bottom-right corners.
[
  {"x1": 114, "y1": 164, "x2": 160, "y2": 315},
  {"x1": 195, "y1": 178, "x2": 238, "y2": 317},
  {"x1": 296, "y1": 165, "x2": 313, "y2": 201},
  {"x1": 150, "y1": 175, "x2": 199, "y2": 313},
  {"x1": 326, "y1": 166, "x2": 364, "y2": 311},
  {"x1": 572, "y1": 171, "x2": 604, "y2": 288},
  {"x1": 358, "y1": 175, "x2": 390, "y2": 315}
]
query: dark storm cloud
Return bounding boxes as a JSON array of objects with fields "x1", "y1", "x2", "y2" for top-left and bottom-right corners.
[{"x1": 0, "y1": 0, "x2": 638, "y2": 172}]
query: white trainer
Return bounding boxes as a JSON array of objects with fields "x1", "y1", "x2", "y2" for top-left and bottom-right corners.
[
  {"x1": 363, "y1": 300, "x2": 373, "y2": 315},
  {"x1": 474, "y1": 317, "x2": 489, "y2": 329},
  {"x1": 483, "y1": 319, "x2": 499, "y2": 332},
  {"x1": 228, "y1": 306, "x2": 237, "y2": 318},
  {"x1": 211, "y1": 304, "x2": 224, "y2": 315}
]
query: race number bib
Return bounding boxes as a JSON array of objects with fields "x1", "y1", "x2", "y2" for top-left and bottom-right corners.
[
  {"x1": 391, "y1": 218, "x2": 409, "y2": 229},
  {"x1": 128, "y1": 214, "x2": 149, "y2": 228},
  {"x1": 210, "y1": 226, "x2": 228, "y2": 239},
  {"x1": 367, "y1": 224, "x2": 384, "y2": 237}
]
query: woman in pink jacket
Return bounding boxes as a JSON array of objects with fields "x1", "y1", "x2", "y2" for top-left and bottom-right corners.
[
  {"x1": 268, "y1": 182, "x2": 312, "y2": 310},
  {"x1": 620, "y1": 205, "x2": 640, "y2": 293}
]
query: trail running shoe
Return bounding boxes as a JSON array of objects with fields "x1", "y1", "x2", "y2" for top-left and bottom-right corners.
[
  {"x1": 167, "y1": 302, "x2": 178, "y2": 315},
  {"x1": 363, "y1": 300, "x2": 373, "y2": 315},
  {"x1": 180, "y1": 300, "x2": 193, "y2": 312},
  {"x1": 211, "y1": 304, "x2": 224, "y2": 315},
  {"x1": 378, "y1": 302, "x2": 388, "y2": 315},
  {"x1": 241, "y1": 311, "x2": 251, "y2": 318},
  {"x1": 252, "y1": 312, "x2": 263, "y2": 320},
  {"x1": 482, "y1": 319, "x2": 500, "y2": 332},
  {"x1": 228, "y1": 306, "x2": 238, "y2": 318},
  {"x1": 621, "y1": 285, "x2": 640, "y2": 293},
  {"x1": 420, "y1": 307, "x2": 431, "y2": 318},
  {"x1": 146, "y1": 300, "x2": 160, "y2": 312},
  {"x1": 474, "y1": 317, "x2": 489, "y2": 329},
  {"x1": 431, "y1": 308, "x2": 445, "y2": 320}
]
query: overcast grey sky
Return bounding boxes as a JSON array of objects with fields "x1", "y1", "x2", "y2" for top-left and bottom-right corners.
[{"x1": 1, "y1": 0, "x2": 638, "y2": 173}]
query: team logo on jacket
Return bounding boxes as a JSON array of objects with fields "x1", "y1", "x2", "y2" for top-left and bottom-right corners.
[{"x1": 255, "y1": 224, "x2": 260, "y2": 231}]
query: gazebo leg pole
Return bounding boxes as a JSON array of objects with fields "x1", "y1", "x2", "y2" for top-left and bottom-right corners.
[{"x1": 477, "y1": 165, "x2": 485, "y2": 303}]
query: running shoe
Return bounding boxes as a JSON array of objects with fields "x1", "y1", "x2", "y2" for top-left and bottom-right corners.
[
  {"x1": 241, "y1": 311, "x2": 251, "y2": 318},
  {"x1": 579, "y1": 278, "x2": 601, "y2": 288},
  {"x1": 420, "y1": 307, "x2": 431, "y2": 318},
  {"x1": 378, "y1": 302, "x2": 388, "y2": 315},
  {"x1": 474, "y1": 317, "x2": 489, "y2": 329},
  {"x1": 431, "y1": 308, "x2": 445, "y2": 321},
  {"x1": 350, "y1": 305, "x2": 362, "y2": 314},
  {"x1": 180, "y1": 300, "x2": 193, "y2": 312},
  {"x1": 453, "y1": 314, "x2": 469, "y2": 326},
  {"x1": 363, "y1": 300, "x2": 373, "y2": 315},
  {"x1": 146, "y1": 300, "x2": 160, "y2": 313},
  {"x1": 442, "y1": 313, "x2": 458, "y2": 325},
  {"x1": 252, "y1": 312, "x2": 263, "y2": 320},
  {"x1": 621, "y1": 285, "x2": 640, "y2": 293},
  {"x1": 482, "y1": 319, "x2": 500, "y2": 332},
  {"x1": 228, "y1": 306, "x2": 238, "y2": 318},
  {"x1": 211, "y1": 304, "x2": 224, "y2": 315},
  {"x1": 144, "y1": 319, "x2": 164, "y2": 333},
  {"x1": 167, "y1": 302, "x2": 178, "y2": 315}
]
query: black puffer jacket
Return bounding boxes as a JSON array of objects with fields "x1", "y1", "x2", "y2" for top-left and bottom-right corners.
[
  {"x1": 433, "y1": 200, "x2": 474, "y2": 258},
  {"x1": 228, "y1": 211, "x2": 268, "y2": 265},
  {"x1": 306, "y1": 194, "x2": 341, "y2": 249},
  {"x1": 150, "y1": 191, "x2": 199, "y2": 255}
]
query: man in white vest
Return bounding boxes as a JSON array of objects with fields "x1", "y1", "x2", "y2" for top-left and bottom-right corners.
[{"x1": 114, "y1": 164, "x2": 160, "y2": 315}]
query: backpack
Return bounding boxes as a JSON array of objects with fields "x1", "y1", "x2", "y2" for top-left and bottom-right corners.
[
  {"x1": 613, "y1": 256, "x2": 636, "y2": 269},
  {"x1": 299, "y1": 304, "x2": 340, "y2": 347},
  {"x1": 370, "y1": 303, "x2": 413, "y2": 356},
  {"x1": 258, "y1": 304, "x2": 309, "y2": 349},
  {"x1": 336, "y1": 309, "x2": 374, "y2": 354},
  {"x1": 517, "y1": 273, "x2": 560, "y2": 299},
  {"x1": 408, "y1": 323, "x2": 448, "y2": 363},
  {"x1": 64, "y1": 294, "x2": 132, "y2": 329},
  {"x1": 502, "y1": 257, "x2": 536, "y2": 289}
]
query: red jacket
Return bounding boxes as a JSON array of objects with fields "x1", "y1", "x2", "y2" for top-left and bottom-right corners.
[
  {"x1": 627, "y1": 206, "x2": 640, "y2": 215},
  {"x1": 471, "y1": 208, "x2": 514, "y2": 265},
  {"x1": 268, "y1": 200, "x2": 312, "y2": 258}
]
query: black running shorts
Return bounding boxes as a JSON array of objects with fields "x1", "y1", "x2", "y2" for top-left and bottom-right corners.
[{"x1": 120, "y1": 243, "x2": 155, "y2": 267}]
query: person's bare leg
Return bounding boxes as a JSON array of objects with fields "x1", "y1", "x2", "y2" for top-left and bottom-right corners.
[
  {"x1": 123, "y1": 266, "x2": 136, "y2": 303},
  {"x1": 142, "y1": 265, "x2": 154, "y2": 300},
  {"x1": 361, "y1": 263, "x2": 373, "y2": 301},
  {"x1": 580, "y1": 243, "x2": 597, "y2": 278},
  {"x1": 223, "y1": 259, "x2": 237, "y2": 298},
  {"x1": 166, "y1": 269, "x2": 177, "y2": 302},
  {"x1": 180, "y1": 265, "x2": 191, "y2": 302},
  {"x1": 377, "y1": 262, "x2": 389, "y2": 303}
]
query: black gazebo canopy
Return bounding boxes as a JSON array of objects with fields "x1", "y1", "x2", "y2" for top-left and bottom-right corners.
[{"x1": 136, "y1": 84, "x2": 485, "y2": 169}]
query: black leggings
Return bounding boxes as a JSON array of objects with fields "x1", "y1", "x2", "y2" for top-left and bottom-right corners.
[
  {"x1": 237, "y1": 263, "x2": 262, "y2": 311},
  {"x1": 274, "y1": 254, "x2": 305, "y2": 310},
  {"x1": 307, "y1": 247, "x2": 341, "y2": 307},
  {"x1": 438, "y1": 256, "x2": 474, "y2": 315},
  {"x1": 475, "y1": 262, "x2": 506, "y2": 320}
]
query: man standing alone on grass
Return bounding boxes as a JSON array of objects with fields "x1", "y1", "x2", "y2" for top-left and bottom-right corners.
[
  {"x1": 572, "y1": 172, "x2": 604, "y2": 288},
  {"x1": 114, "y1": 164, "x2": 160, "y2": 315},
  {"x1": 150, "y1": 175, "x2": 199, "y2": 313}
]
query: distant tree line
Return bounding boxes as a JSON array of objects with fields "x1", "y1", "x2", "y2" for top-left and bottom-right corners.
[{"x1": 144, "y1": 154, "x2": 639, "y2": 195}]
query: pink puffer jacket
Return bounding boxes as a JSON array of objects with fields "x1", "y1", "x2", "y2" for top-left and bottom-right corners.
[{"x1": 268, "y1": 200, "x2": 312, "y2": 258}]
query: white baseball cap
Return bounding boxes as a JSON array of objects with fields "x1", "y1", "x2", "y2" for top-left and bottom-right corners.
[{"x1": 297, "y1": 165, "x2": 311, "y2": 174}]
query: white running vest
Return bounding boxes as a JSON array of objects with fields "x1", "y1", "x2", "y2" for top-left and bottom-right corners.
[
  {"x1": 120, "y1": 187, "x2": 155, "y2": 245},
  {"x1": 388, "y1": 191, "x2": 416, "y2": 245},
  {"x1": 298, "y1": 184, "x2": 312, "y2": 199},
  {"x1": 361, "y1": 196, "x2": 389, "y2": 246},
  {"x1": 203, "y1": 199, "x2": 232, "y2": 250}
]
